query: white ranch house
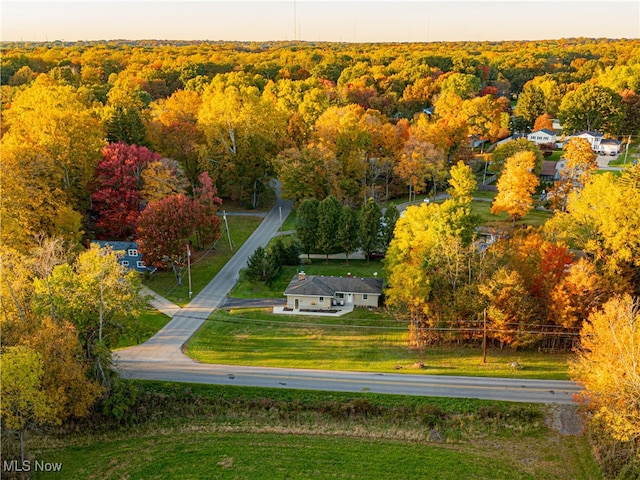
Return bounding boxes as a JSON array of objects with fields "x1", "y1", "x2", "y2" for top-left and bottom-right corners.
[
  {"x1": 283, "y1": 272, "x2": 383, "y2": 311},
  {"x1": 527, "y1": 129, "x2": 557, "y2": 145}
]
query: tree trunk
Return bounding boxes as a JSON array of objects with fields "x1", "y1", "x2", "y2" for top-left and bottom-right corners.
[
  {"x1": 20, "y1": 429, "x2": 25, "y2": 466},
  {"x1": 172, "y1": 261, "x2": 183, "y2": 286}
]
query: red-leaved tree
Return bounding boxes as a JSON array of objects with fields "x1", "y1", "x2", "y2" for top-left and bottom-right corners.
[
  {"x1": 137, "y1": 194, "x2": 197, "y2": 285},
  {"x1": 136, "y1": 173, "x2": 222, "y2": 284},
  {"x1": 91, "y1": 143, "x2": 161, "y2": 239}
]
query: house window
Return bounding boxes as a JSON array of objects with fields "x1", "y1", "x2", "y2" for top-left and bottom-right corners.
[
  {"x1": 137, "y1": 261, "x2": 145, "y2": 269},
  {"x1": 121, "y1": 260, "x2": 129, "y2": 267},
  {"x1": 336, "y1": 293, "x2": 345, "y2": 299},
  {"x1": 128, "y1": 249, "x2": 138, "y2": 257},
  {"x1": 363, "y1": 294, "x2": 368, "y2": 300},
  {"x1": 319, "y1": 297, "x2": 324, "y2": 302}
]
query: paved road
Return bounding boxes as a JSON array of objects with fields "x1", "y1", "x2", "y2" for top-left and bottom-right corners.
[
  {"x1": 118, "y1": 361, "x2": 579, "y2": 404},
  {"x1": 115, "y1": 195, "x2": 293, "y2": 364},
  {"x1": 115, "y1": 192, "x2": 580, "y2": 404}
]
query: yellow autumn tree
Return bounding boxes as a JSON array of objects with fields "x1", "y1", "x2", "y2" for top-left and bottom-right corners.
[
  {"x1": 384, "y1": 204, "x2": 436, "y2": 346},
  {"x1": 570, "y1": 295, "x2": 640, "y2": 465},
  {"x1": 549, "y1": 137, "x2": 597, "y2": 211},
  {"x1": 491, "y1": 151, "x2": 539, "y2": 224},
  {"x1": 447, "y1": 161, "x2": 477, "y2": 201},
  {"x1": 544, "y1": 172, "x2": 640, "y2": 291},
  {"x1": 1, "y1": 346, "x2": 54, "y2": 463},
  {"x1": 1, "y1": 76, "x2": 105, "y2": 251}
]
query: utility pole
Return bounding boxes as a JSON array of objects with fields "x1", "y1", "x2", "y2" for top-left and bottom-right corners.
[
  {"x1": 187, "y1": 242, "x2": 192, "y2": 300},
  {"x1": 223, "y1": 210, "x2": 233, "y2": 252},
  {"x1": 482, "y1": 308, "x2": 487, "y2": 364},
  {"x1": 624, "y1": 135, "x2": 631, "y2": 166}
]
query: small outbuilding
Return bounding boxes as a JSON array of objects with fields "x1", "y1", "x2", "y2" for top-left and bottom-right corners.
[{"x1": 283, "y1": 272, "x2": 383, "y2": 311}]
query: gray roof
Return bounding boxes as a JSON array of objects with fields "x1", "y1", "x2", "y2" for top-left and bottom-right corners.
[
  {"x1": 284, "y1": 274, "x2": 383, "y2": 297},
  {"x1": 600, "y1": 138, "x2": 621, "y2": 146},
  {"x1": 572, "y1": 130, "x2": 604, "y2": 138},
  {"x1": 530, "y1": 129, "x2": 556, "y2": 136},
  {"x1": 93, "y1": 240, "x2": 139, "y2": 251}
]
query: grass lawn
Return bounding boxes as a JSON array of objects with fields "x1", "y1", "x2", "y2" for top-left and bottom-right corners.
[
  {"x1": 28, "y1": 382, "x2": 599, "y2": 480},
  {"x1": 281, "y1": 208, "x2": 297, "y2": 231},
  {"x1": 471, "y1": 199, "x2": 552, "y2": 228},
  {"x1": 471, "y1": 190, "x2": 496, "y2": 200},
  {"x1": 142, "y1": 215, "x2": 263, "y2": 306},
  {"x1": 115, "y1": 308, "x2": 171, "y2": 348},
  {"x1": 185, "y1": 307, "x2": 570, "y2": 380},
  {"x1": 608, "y1": 155, "x2": 636, "y2": 167},
  {"x1": 546, "y1": 151, "x2": 564, "y2": 162},
  {"x1": 31, "y1": 431, "x2": 543, "y2": 480}
]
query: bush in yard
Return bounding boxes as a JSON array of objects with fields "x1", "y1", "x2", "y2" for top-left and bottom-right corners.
[
  {"x1": 246, "y1": 246, "x2": 281, "y2": 286},
  {"x1": 268, "y1": 236, "x2": 301, "y2": 267}
]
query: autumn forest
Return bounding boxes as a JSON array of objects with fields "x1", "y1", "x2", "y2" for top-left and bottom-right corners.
[{"x1": 1, "y1": 38, "x2": 640, "y2": 478}]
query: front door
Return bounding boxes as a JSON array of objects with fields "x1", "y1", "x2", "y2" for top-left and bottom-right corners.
[
  {"x1": 347, "y1": 293, "x2": 353, "y2": 304},
  {"x1": 295, "y1": 298, "x2": 299, "y2": 309}
]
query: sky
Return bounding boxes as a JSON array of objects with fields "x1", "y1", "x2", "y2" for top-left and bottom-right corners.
[{"x1": 2, "y1": 0, "x2": 639, "y2": 43}]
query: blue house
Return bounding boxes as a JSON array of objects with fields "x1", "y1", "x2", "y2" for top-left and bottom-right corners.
[{"x1": 92, "y1": 240, "x2": 154, "y2": 273}]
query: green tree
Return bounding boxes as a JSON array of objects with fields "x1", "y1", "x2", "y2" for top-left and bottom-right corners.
[
  {"x1": 559, "y1": 84, "x2": 624, "y2": 134},
  {"x1": 32, "y1": 245, "x2": 145, "y2": 387},
  {"x1": 295, "y1": 198, "x2": 320, "y2": 259},
  {"x1": 338, "y1": 205, "x2": 360, "y2": 264},
  {"x1": 246, "y1": 246, "x2": 267, "y2": 283},
  {"x1": 275, "y1": 145, "x2": 331, "y2": 205},
  {"x1": 514, "y1": 83, "x2": 546, "y2": 129},
  {"x1": 380, "y1": 206, "x2": 400, "y2": 253},
  {"x1": 490, "y1": 138, "x2": 543, "y2": 177},
  {"x1": 385, "y1": 199, "x2": 480, "y2": 347},
  {"x1": 359, "y1": 198, "x2": 382, "y2": 262},
  {"x1": 103, "y1": 76, "x2": 150, "y2": 146},
  {"x1": 491, "y1": 151, "x2": 539, "y2": 224},
  {"x1": 245, "y1": 246, "x2": 280, "y2": 285},
  {"x1": 316, "y1": 195, "x2": 343, "y2": 262},
  {"x1": 438, "y1": 72, "x2": 481, "y2": 99}
]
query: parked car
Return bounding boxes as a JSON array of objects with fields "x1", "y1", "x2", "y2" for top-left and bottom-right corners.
[{"x1": 365, "y1": 252, "x2": 385, "y2": 260}]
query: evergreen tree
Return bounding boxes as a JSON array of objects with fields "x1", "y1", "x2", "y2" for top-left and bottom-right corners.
[
  {"x1": 317, "y1": 196, "x2": 343, "y2": 262},
  {"x1": 338, "y1": 205, "x2": 360, "y2": 264},
  {"x1": 359, "y1": 198, "x2": 382, "y2": 262},
  {"x1": 295, "y1": 198, "x2": 319, "y2": 258}
]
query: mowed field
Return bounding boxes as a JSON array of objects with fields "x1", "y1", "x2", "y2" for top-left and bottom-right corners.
[
  {"x1": 185, "y1": 307, "x2": 571, "y2": 380},
  {"x1": 29, "y1": 383, "x2": 599, "y2": 480}
]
